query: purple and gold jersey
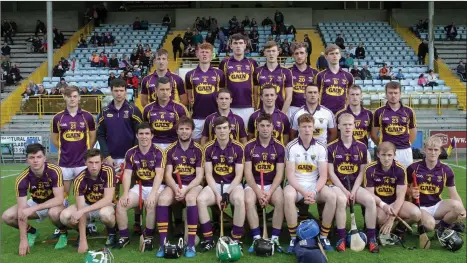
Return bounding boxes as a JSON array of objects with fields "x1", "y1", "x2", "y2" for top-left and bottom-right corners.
[
  {"x1": 219, "y1": 56, "x2": 258, "y2": 108},
  {"x1": 336, "y1": 106, "x2": 373, "y2": 146},
  {"x1": 327, "y1": 138, "x2": 367, "y2": 187},
  {"x1": 143, "y1": 100, "x2": 189, "y2": 144},
  {"x1": 51, "y1": 108, "x2": 96, "y2": 167},
  {"x1": 205, "y1": 139, "x2": 245, "y2": 184},
  {"x1": 165, "y1": 140, "x2": 204, "y2": 185},
  {"x1": 244, "y1": 138, "x2": 285, "y2": 185},
  {"x1": 16, "y1": 163, "x2": 63, "y2": 204},
  {"x1": 74, "y1": 164, "x2": 115, "y2": 205},
  {"x1": 201, "y1": 111, "x2": 247, "y2": 141},
  {"x1": 247, "y1": 108, "x2": 290, "y2": 144},
  {"x1": 290, "y1": 65, "x2": 318, "y2": 108},
  {"x1": 141, "y1": 70, "x2": 185, "y2": 103},
  {"x1": 315, "y1": 68, "x2": 354, "y2": 114},
  {"x1": 373, "y1": 103, "x2": 416, "y2": 150},
  {"x1": 124, "y1": 145, "x2": 165, "y2": 187},
  {"x1": 364, "y1": 160, "x2": 407, "y2": 204},
  {"x1": 185, "y1": 66, "x2": 225, "y2": 119},
  {"x1": 254, "y1": 64, "x2": 293, "y2": 110},
  {"x1": 407, "y1": 160, "x2": 455, "y2": 207}
]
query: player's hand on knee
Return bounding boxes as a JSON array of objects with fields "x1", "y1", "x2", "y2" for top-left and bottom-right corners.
[
  {"x1": 381, "y1": 216, "x2": 395, "y2": 235},
  {"x1": 343, "y1": 189, "x2": 351, "y2": 205},
  {"x1": 19, "y1": 240, "x2": 30, "y2": 256},
  {"x1": 146, "y1": 194, "x2": 157, "y2": 207},
  {"x1": 383, "y1": 205, "x2": 395, "y2": 216},
  {"x1": 120, "y1": 194, "x2": 130, "y2": 207},
  {"x1": 19, "y1": 207, "x2": 34, "y2": 222},
  {"x1": 350, "y1": 190, "x2": 357, "y2": 205}
]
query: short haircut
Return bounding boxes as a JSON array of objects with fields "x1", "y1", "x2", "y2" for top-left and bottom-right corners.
[
  {"x1": 349, "y1": 85, "x2": 362, "y2": 93},
  {"x1": 305, "y1": 84, "x2": 319, "y2": 92},
  {"x1": 213, "y1": 116, "x2": 229, "y2": 129},
  {"x1": 338, "y1": 113, "x2": 355, "y2": 123},
  {"x1": 198, "y1": 42, "x2": 214, "y2": 51},
  {"x1": 155, "y1": 49, "x2": 169, "y2": 57},
  {"x1": 230, "y1": 33, "x2": 248, "y2": 43},
  {"x1": 424, "y1": 135, "x2": 443, "y2": 150},
  {"x1": 325, "y1": 44, "x2": 340, "y2": 55},
  {"x1": 26, "y1": 143, "x2": 46, "y2": 157},
  {"x1": 297, "y1": 113, "x2": 315, "y2": 126},
  {"x1": 376, "y1": 141, "x2": 396, "y2": 154},
  {"x1": 256, "y1": 113, "x2": 272, "y2": 124},
  {"x1": 176, "y1": 116, "x2": 195, "y2": 130},
  {"x1": 290, "y1": 41, "x2": 307, "y2": 53},
  {"x1": 217, "y1": 88, "x2": 232, "y2": 97},
  {"x1": 84, "y1": 149, "x2": 103, "y2": 161},
  {"x1": 110, "y1": 79, "x2": 127, "y2": 90},
  {"x1": 156, "y1": 76, "x2": 170, "y2": 88},
  {"x1": 63, "y1": 86, "x2": 79, "y2": 97},
  {"x1": 385, "y1": 81, "x2": 402, "y2": 93},
  {"x1": 136, "y1": 122, "x2": 153, "y2": 133},
  {"x1": 260, "y1": 83, "x2": 277, "y2": 95},
  {"x1": 264, "y1": 41, "x2": 278, "y2": 50}
]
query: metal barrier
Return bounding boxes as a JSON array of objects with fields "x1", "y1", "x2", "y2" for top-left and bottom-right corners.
[
  {"x1": 175, "y1": 56, "x2": 294, "y2": 68},
  {"x1": 17, "y1": 95, "x2": 105, "y2": 117}
]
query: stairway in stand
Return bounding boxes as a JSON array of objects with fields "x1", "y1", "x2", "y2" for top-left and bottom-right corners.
[{"x1": 296, "y1": 28, "x2": 325, "y2": 69}]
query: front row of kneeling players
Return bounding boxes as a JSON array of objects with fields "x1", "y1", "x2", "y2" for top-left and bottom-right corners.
[{"x1": 3, "y1": 113, "x2": 465, "y2": 257}]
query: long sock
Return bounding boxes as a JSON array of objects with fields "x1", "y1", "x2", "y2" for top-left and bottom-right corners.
[
  {"x1": 319, "y1": 222, "x2": 331, "y2": 239},
  {"x1": 250, "y1": 227, "x2": 261, "y2": 240},
  {"x1": 119, "y1": 228, "x2": 129, "y2": 238},
  {"x1": 271, "y1": 228, "x2": 281, "y2": 241},
  {"x1": 367, "y1": 228, "x2": 376, "y2": 240},
  {"x1": 200, "y1": 222, "x2": 213, "y2": 242},
  {"x1": 337, "y1": 228, "x2": 346, "y2": 240},
  {"x1": 27, "y1": 225, "x2": 36, "y2": 234},
  {"x1": 187, "y1": 206, "x2": 198, "y2": 247},
  {"x1": 59, "y1": 225, "x2": 67, "y2": 234},
  {"x1": 231, "y1": 225, "x2": 244, "y2": 241},
  {"x1": 107, "y1": 225, "x2": 116, "y2": 235},
  {"x1": 288, "y1": 223, "x2": 298, "y2": 240},
  {"x1": 156, "y1": 206, "x2": 169, "y2": 246}
]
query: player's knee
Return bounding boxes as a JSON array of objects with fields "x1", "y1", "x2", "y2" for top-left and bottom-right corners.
[
  {"x1": 196, "y1": 194, "x2": 209, "y2": 207},
  {"x1": 231, "y1": 193, "x2": 244, "y2": 207},
  {"x1": 336, "y1": 194, "x2": 347, "y2": 207},
  {"x1": 185, "y1": 195, "x2": 197, "y2": 206},
  {"x1": 245, "y1": 194, "x2": 256, "y2": 207},
  {"x1": 453, "y1": 200, "x2": 464, "y2": 214},
  {"x1": 60, "y1": 209, "x2": 72, "y2": 224},
  {"x1": 158, "y1": 194, "x2": 172, "y2": 206},
  {"x1": 48, "y1": 208, "x2": 61, "y2": 221},
  {"x1": 324, "y1": 191, "x2": 337, "y2": 204},
  {"x1": 422, "y1": 215, "x2": 436, "y2": 232},
  {"x1": 145, "y1": 202, "x2": 156, "y2": 212},
  {"x1": 2, "y1": 210, "x2": 16, "y2": 224},
  {"x1": 99, "y1": 210, "x2": 115, "y2": 224},
  {"x1": 283, "y1": 188, "x2": 296, "y2": 203},
  {"x1": 273, "y1": 195, "x2": 284, "y2": 208},
  {"x1": 410, "y1": 209, "x2": 422, "y2": 222}
]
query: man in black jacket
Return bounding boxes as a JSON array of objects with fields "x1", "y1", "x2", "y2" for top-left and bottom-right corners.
[
  {"x1": 304, "y1": 34, "x2": 312, "y2": 65},
  {"x1": 172, "y1": 34, "x2": 183, "y2": 59},
  {"x1": 35, "y1": 20, "x2": 46, "y2": 37},
  {"x1": 274, "y1": 10, "x2": 284, "y2": 25},
  {"x1": 417, "y1": 40, "x2": 428, "y2": 65},
  {"x1": 444, "y1": 22, "x2": 457, "y2": 41}
]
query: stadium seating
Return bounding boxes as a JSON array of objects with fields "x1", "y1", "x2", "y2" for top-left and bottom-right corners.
[{"x1": 419, "y1": 25, "x2": 467, "y2": 41}]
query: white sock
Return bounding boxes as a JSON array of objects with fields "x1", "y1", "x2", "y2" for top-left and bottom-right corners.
[
  {"x1": 253, "y1": 235, "x2": 260, "y2": 240},
  {"x1": 319, "y1": 235, "x2": 327, "y2": 240},
  {"x1": 271, "y1": 235, "x2": 279, "y2": 241}
]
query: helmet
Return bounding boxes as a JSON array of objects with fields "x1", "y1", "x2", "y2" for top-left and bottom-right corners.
[
  {"x1": 438, "y1": 229, "x2": 464, "y2": 252},
  {"x1": 346, "y1": 232, "x2": 367, "y2": 247},
  {"x1": 84, "y1": 248, "x2": 114, "y2": 263},
  {"x1": 216, "y1": 236, "x2": 242, "y2": 262},
  {"x1": 297, "y1": 219, "x2": 320, "y2": 240}
]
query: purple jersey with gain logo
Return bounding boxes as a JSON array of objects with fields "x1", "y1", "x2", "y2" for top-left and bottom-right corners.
[
  {"x1": 219, "y1": 56, "x2": 258, "y2": 108},
  {"x1": 141, "y1": 70, "x2": 186, "y2": 103},
  {"x1": 315, "y1": 68, "x2": 354, "y2": 114},
  {"x1": 290, "y1": 64, "x2": 318, "y2": 107},
  {"x1": 247, "y1": 108, "x2": 290, "y2": 144},
  {"x1": 16, "y1": 163, "x2": 63, "y2": 204},
  {"x1": 202, "y1": 111, "x2": 247, "y2": 141},
  {"x1": 364, "y1": 160, "x2": 407, "y2": 204},
  {"x1": 124, "y1": 145, "x2": 165, "y2": 187},
  {"x1": 165, "y1": 140, "x2": 204, "y2": 185},
  {"x1": 327, "y1": 138, "x2": 367, "y2": 187},
  {"x1": 254, "y1": 64, "x2": 293, "y2": 110},
  {"x1": 244, "y1": 138, "x2": 285, "y2": 185},
  {"x1": 185, "y1": 66, "x2": 225, "y2": 119},
  {"x1": 51, "y1": 108, "x2": 96, "y2": 167},
  {"x1": 336, "y1": 105, "x2": 373, "y2": 146},
  {"x1": 74, "y1": 164, "x2": 115, "y2": 205},
  {"x1": 204, "y1": 139, "x2": 244, "y2": 184},
  {"x1": 407, "y1": 159, "x2": 455, "y2": 207}
]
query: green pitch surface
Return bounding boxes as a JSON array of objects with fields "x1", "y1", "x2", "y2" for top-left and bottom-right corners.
[{"x1": 1, "y1": 162, "x2": 466, "y2": 263}]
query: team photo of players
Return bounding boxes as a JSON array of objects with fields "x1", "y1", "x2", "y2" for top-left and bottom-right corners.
[{"x1": 2, "y1": 38, "x2": 466, "y2": 262}]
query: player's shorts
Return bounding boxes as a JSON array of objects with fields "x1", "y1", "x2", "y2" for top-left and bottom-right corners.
[
  {"x1": 288, "y1": 181, "x2": 319, "y2": 202},
  {"x1": 27, "y1": 199, "x2": 49, "y2": 221},
  {"x1": 61, "y1": 166, "x2": 87, "y2": 181},
  {"x1": 130, "y1": 184, "x2": 166, "y2": 201},
  {"x1": 213, "y1": 183, "x2": 244, "y2": 195},
  {"x1": 154, "y1": 143, "x2": 171, "y2": 151},
  {"x1": 244, "y1": 184, "x2": 273, "y2": 192},
  {"x1": 420, "y1": 201, "x2": 442, "y2": 217},
  {"x1": 395, "y1": 148, "x2": 413, "y2": 168},
  {"x1": 84, "y1": 203, "x2": 115, "y2": 222},
  {"x1": 193, "y1": 119, "x2": 205, "y2": 140},
  {"x1": 231, "y1": 107, "x2": 255, "y2": 129},
  {"x1": 288, "y1": 106, "x2": 301, "y2": 122}
]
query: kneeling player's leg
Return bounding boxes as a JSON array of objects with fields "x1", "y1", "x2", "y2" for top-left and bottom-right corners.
[
  {"x1": 434, "y1": 199, "x2": 465, "y2": 229},
  {"x1": 397, "y1": 201, "x2": 422, "y2": 225},
  {"x1": 197, "y1": 186, "x2": 216, "y2": 243},
  {"x1": 355, "y1": 187, "x2": 377, "y2": 241},
  {"x1": 60, "y1": 205, "x2": 78, "y2": 229},
  {"x1": 185, "y1": 186, "x2": 203, "y2": 247},
  {"x1": 48, "y1": 205, "x2": 67, "y2": 235},
  {"x1": 99, "y1": 206, "x2": 116, "y2": 232},
  {"x1": 230, "y1": 185, "x2": 245, "y2": 241},
  {"x1": 270, "y1": 187, "x2": 284, "y2": 240},
  {"x1": 420, "y1": 210, "x2": 436, "y2": 232},
  {"x1": 157, "y1": 187, "x2": 176, "y2": 246},
  {"x1": 283, "y1": 185, "x2": 299, "y2": 240},
  {"x1": 245, "y1": 187, "x2": 259, "y2": 238},
  {"x1": 116, "y1": 191, "x2": 139, "y2": 239},
  {"x1": 315, "y1": 186, "x2": 337, "y2": 240},
  {"x1": 331, "y1": 187, "x2": 348, "y2": 243},
  {"x1": 2, "y1": 205, "x2": 21, "y2": 228},
  {"x1": 144, "y1": 189, "x2": 161, "y2": 238}
]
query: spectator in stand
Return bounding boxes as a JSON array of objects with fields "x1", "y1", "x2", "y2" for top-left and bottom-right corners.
[
  {"x1": 60, "y1": 57, "x2": 70, "y2": 71},
  {"x1": 35, "y1": 20, "x2": 46, "y2": 37},
  {"x1": 1, "y1": 58, "x2": 11, "y2": 73},
  {"x1": 1, "y1": 43, "x2": 11, "y2": 59},
  {"x1": 274, "y1": 10, "x2": 284, "y2": 25},
  {"x1": 108, "y1": 72, "x2": 116, "y2": 87},
  {"x1": 25, "y1": 35, "x2": 34, "y2": 53},
  {"x1": 54, "y1": 29, "x2": 65, "y2": 48},
  {"x1": 80, "y1": 87, "x2": 89, "y2": 95},
  {"x1": 218, "y1": 28, "x2": 226, "y2": 53},
  {"x1": 287, "y1": 24, "x2": 297, "y2": 38},
  {"x1": 444, "y1": 22, "x2": 457, "y2": 41},
  {"x1": 172, "y1": 33, "x2": 183, "y2": 59},
  {"x1": 89, "y1": 32, "x2": 101, "y2": 47},
  {"x1": 457, "y1": 61, "x2": 466, "y2": 81},
  {"x1": 344, "y1": 53, "x2": 354, "y2": 68},
  {"x1": 39, "y1": 37, "x2": 48, "y2": 53},
  {"x1": 99, "y1": 32, "x2": 106, "y2": 46},
  {"x1": 262, "y1": 17, "x2": 274, "y2": 27},
  {"x1": 395, "y1": 69, "x2": 405, "y2": 80},
  {"x1": 2, "y1": 20, "x2": 14, "y2": 45},
  {"x1": 427, "y1": 69, "x2": 438, "y2": 86},
  {"x1": 90, "y1": 51, "x2": 100, "y2": 67},
  {"x1": 281, "y1": 39, "x2": 291, "y2": 56},
  {"x1": 303, "y1": 34, "x2": 312, "y2": 66},
  {"x1": 355, "y1": 42, "x2": 365, "y2": 59},
  {"x1": 133, "y1": 17, "x2": 141, "y2": 30},
  {"x1": 119, "y1": 55, "x2": 130, "y2": 70},
  {"x1": 277, "y1": 23, "x2": 287, "y2": 35},
  {"x1": 27, "y1": 80, "x2": 39, "y2": 94},
  {"x1": 53, "y1": 61, "x2": 65, "y2": 77},
  {"x1": 8, "y1": 64, "x2": 22, "y2": 83},
  {"x1": 126, "y1": 72, "x2": 139, "y2": 96},
  {"x1": 184, "y1": 43, "x2": 196, "y2": 57},
  {"x1": 316, "y1": 52, "x2": 328, "y2": 71},
  {"x1": 118, "y1": 71, "x2": 126, "y2": 80},
  {"x1": 130, "y1": 50, "x2": 139, "y2": 64},
  {"x1": 104, "y1": 32, "x2": 115, "y2": 46},
  {"x1": 50, "y1": 87, "x2": 61, "y2": 95},
  {"x1": 69, "y1": 57, "x2": 79, "y2": 72},
  {"x1": 141, "y1": 18, "x2": 149, "y2": 30},
  {"x1": 360, "y1": 64, "x2": 372, "y2": 80},
  {"x1": 99, "y1": 52, "x2": 109, "y2": 67},
  {"x1": 36, "y1": 84, "x2": 48, "y2": 96},
  {"x1": 417, "y1": 40, "x2": 428, "y2": 65},
  {"x1": 78, "y1": 34, "x2": 87, "y2": 48},
  {"x1": 249, "y1": 28, "x2": 259, "y2": 52},
  {"x1": 388, "y1": 66, "x2": 396, "y2": 79},
  {"x1": 335, "y1": 33, "x2": 345, "y2": 49},
  {"x1": 162, "y1": 14, "x2": 171, "y2": 30},
  {"x1": 242, "y1": 16, "x2": 250, "y2": 28},
  {"x1": 143, "y1": 45, "x2": 152, "y2": 67},
  {"x1": 192, "y1": 30, "x2": 203, "y2": 46},
  {"x1": 193, "y1": 17, "x2": 202, "y2": 31},
  {"x1": 209, "y1": 17, "x2": 218, "y2": 33},
  {"x1": 379, "y1": 63, "x2": 392, "y2": 80},
  {"x1": 132, "y1": 59, "x2": 143, "y2": 77},
  {"x1": 22, "y1": 86, "x2": 35, "y2": 98},
  {"x1": 350, "y1": 65, "x2": 361, "y2": 80},
  {"x1": 109, "y1": 54, "x2": 119, "y2": 69},
  {"x1": 183, "y1": 27, "x2": 193, "y2": 47},
  {"x1": 250, "y1": 18, "x2": 258, "y2": 28},
  {"x1": 90, "y1": 86, "x2": 103, "y2": 95},
  {"x1": 346, "y1": 44, "x2": 356, "y2": 58},
  {"x1": 55, "y1": 77, "x2": 68, "y2": 89},
  {"x1": 229, "y1": 16, "x2": 239, "y2": 29},
  {"x1": 205, "y1": 32, "x2": 215, "y2": 45},
  {"x1": 417, "y1": 74, "x2": 428, "y2": 86},
  {"x1": 118, "y1": 3, "x2": 127, "y2": 11}
]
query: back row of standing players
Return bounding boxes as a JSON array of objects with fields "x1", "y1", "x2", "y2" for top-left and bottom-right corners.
[{"x1": 5, "y1": 34, "x2": 465, "y2": 257}]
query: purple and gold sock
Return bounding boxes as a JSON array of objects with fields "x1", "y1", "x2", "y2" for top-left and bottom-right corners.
[
  {"x1": 250, "y1": 227, "x2": 261, "y2": 239},
  {"x1": 271, "y1": 228, "x2": 281, "y2": 240},
  {"x1": 231, "y1": 225, "x2": 244, "y2": 241},
  {"x1": 337, "y1": 228, "x2": 346, "y2": 240},
  {"x1": 119, "y1": 228, "x2": 129, "y2": 238},
  {"x1": 366, "y1": 228, "x2": 376, "y2": 240},
  {"x1": 288, "y1": 223, "x2": 298, "y2": 240},
  {"x1": 187, "y1": 206, "x2": 199, "y2": 247},
  {"x1": 200, "y1": 221, "x2": 213, "y2": 242},
  {"x1": 156, "y1": 205, "x2": 169, "y2": 245}
]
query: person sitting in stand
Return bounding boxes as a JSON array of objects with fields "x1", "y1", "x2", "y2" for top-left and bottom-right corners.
[
  {"x1": 78, "y1": 34, "x2": 87, "y2": 48},
  {"x1": 99, "y1": 52, "x2": 109, "y2": 68},
  {"x1": 90, "y1": 52, "x2": 99, "y2": 67},
  {"x1": 126, "y1": 72, "x2": 139, "y2": 96},
  {"x1": 89, "y1": 32, "x2": 101, "y2": 47},
  {"x1": 109, "y1": 54, "x2": 119, "y2": 69},
  {"x1": 133, "y1": 17, "x2": 141, "y2": 30}
]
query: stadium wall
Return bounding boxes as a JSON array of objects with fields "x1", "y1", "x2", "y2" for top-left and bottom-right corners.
[
  {"x1": 1, "y1": 11, "x2": 82, "y2": 32},
  {"x1": 106, "y1": 11, "x2": 177, "y2": 26},
  {"x1": 391, "y1": 9, "x2": 467, "y2": 27},
  {"x1": 311, "y1": 9, "x2": 387, "y2": 24}
]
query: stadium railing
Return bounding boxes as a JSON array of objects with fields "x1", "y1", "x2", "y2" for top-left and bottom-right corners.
[
  {"x1": 18, "y1": 95, "x2": 105, "y2": 117},
  {"x1": 175, "y1": 56, "x2": 294, "y2": 68},
  {"x1": 0, "y1": 22, "x2": 95, "y2": 128}
]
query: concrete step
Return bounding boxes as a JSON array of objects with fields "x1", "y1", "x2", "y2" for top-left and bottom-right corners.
[
  {"x1": 436, "y1": 50, "x2": 467, "y2": 55},
  {"x1": 434, "y1": 40, "x2": 467, "y2": 45},
  {"x1": 438, "y1": 54, "x2": 467, "y2": 59},
  {"x1": 436, "y1": 45, "x2": 467, "y2": 50},
  {"x1": 10, "y1": 53, "x2": 48, "y2": 59}
]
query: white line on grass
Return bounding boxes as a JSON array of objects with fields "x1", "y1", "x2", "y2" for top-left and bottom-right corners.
[
  {"x1": 1, "y1": 172, "x2": 21, "y2": 179},
  {"x1": 445, "y1": 162, "x2": 466, "y2": 170}
]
